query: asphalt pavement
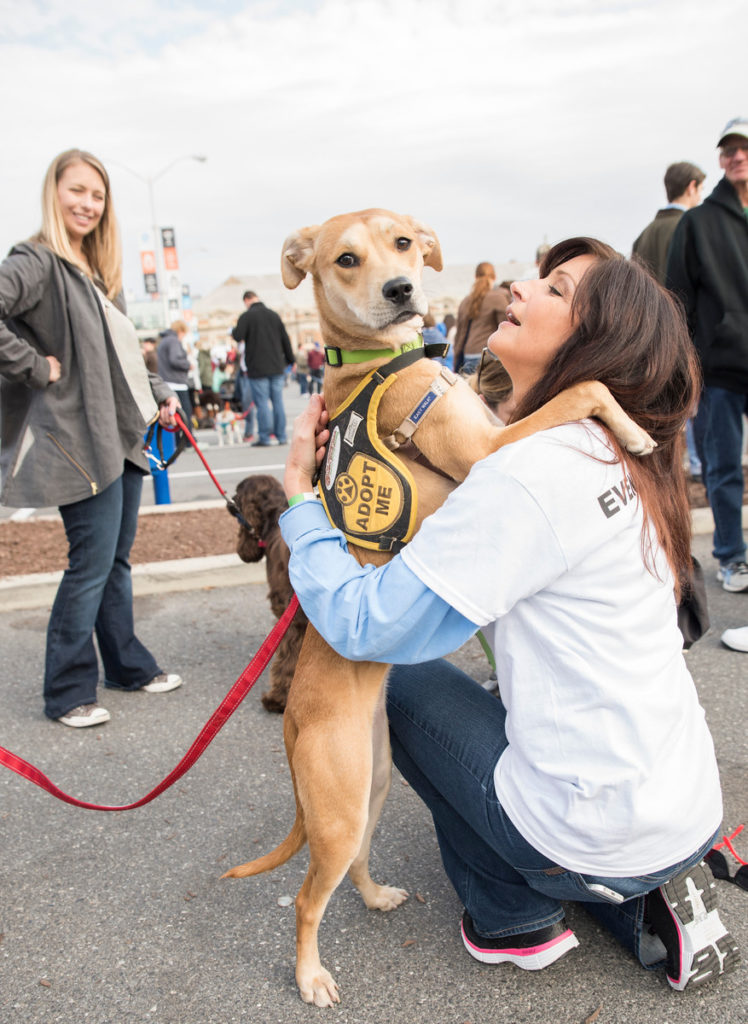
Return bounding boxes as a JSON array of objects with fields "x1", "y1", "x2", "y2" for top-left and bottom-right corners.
[{"x1": 0, "y1": 390, "x2": 746, "y2": 1023}]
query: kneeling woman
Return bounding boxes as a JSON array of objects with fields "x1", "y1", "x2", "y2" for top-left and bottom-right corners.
[{"x1": 280, "y1": 239, "x2": 739, "y2": 992}]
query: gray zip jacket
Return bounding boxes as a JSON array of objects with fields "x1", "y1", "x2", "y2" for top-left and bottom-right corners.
[{"x1": 0, "y1": 242, "x2": 173, "y2": 507}]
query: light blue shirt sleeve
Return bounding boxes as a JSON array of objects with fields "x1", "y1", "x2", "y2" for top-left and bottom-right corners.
[{"x1": 279, "y1": 501, "x2": 479, "y2": 663}]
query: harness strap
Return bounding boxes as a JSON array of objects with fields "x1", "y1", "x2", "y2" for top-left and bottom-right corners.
[{"x1": 382, "y1": 366, "x2": 459, "y2": 450}]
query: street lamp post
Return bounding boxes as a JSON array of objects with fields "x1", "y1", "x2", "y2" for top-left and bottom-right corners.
[{"x1": 108, "y1": 154, "x2": 207, "y2": 327}]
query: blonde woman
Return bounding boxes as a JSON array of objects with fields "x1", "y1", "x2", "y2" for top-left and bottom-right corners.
[
  {"x1": 0, "y1": 149, "x2": 183, "y2": 727},
  {"x1": 453, "y1": 261, "x2": 511, "y2": 375}
]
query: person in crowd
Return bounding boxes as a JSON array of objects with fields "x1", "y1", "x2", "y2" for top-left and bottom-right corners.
[
  {"x1": 306, "y1": 339, "x2": 325, "y2": 395},
  {"x1": 422, "y1": 309, "x2": 451, "y2": 367},
  {"x1": 0, "y1": 148, "x2": 183, "y2": 728},
  {"x1": 295, "y1": 341, "x2": 310, "y2": 396},
  {"x1": 233, "y1": 330, "x2": 257, "y2": 441},
  {"x1": 667, "y1": 117, "x2": 748, "y2": 594},
  {"x1": 157, "y1": 319, "x2": 194, "y2": 427},
  {"x1": 279, "y1": 238, "x2": 739, "y2": 992},
  {"x1": 453, "y1": 262, "x2": 510, "y2": 375},
  {"x1": 141, "y1": 336, "x2": 158, "y2": 374},
  {"x1": 421, "y1": 309, "x2": 444, "y2": 348},
  {"x1": 633, "y1": 161, "x2": 705, "y2": 285},
  {"x1": 212, "y1": 359, "x2": 229, "y2": 394},
  {"x1": 231, "y1": 290, "x2": 294, "y2": 447},
  {"x1": 634, "y1": 161, "x2": 707, "y2": 482}
]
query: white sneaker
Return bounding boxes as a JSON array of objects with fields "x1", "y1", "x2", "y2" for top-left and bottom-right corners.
[
  {"x1": 646, "y1": 860, "x2": 740, "y2": 990},
  {"x1": 58, "y1": 703, "x2": 111, "y2": 728},
  {"x1": 721, "y1": 627, "x2": 748, "y2": 653},
  {"x1": 717, "y1": 561, "x2": 748, "y2": 593},
  {"x1": 141, "y1": 672, "x2": 183, "y2": 693}
]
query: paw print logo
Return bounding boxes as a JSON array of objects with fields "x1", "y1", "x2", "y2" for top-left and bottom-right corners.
[{"x1": 334, "y1": 474, "x2": 357, "y2": 506}]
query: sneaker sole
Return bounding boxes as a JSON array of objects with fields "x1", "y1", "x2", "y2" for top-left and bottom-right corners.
[
  {"x1": 58, "y1": 710, "x2": 111, "y2": 728},
  {"x1": 461, "y1": 922, "x2": 579, "y2": 969},
  {"x1": 721, "y1": 630, "x2": 748, "y2": 653},
  {"x1": 722, "y1": 578, "x2": 748, "y2": 593},
  {"x1": 659, "y1": 866, "x2": 741, "y2": 990},
  {"x1": 717, "y1": 567, "x2": 748, "y2": 592},
  {"x1": 141, "y1": 679, "x2": 182, "y2": 693}
]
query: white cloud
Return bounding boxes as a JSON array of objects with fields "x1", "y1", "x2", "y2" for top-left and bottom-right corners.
[{"x1": 0, "y1": 0, "x2": 744, "y2": 299}]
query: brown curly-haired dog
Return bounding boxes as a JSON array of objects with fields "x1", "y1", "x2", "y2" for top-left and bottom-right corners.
[{"x1": 232, "y1": 474, "x2": 307, "y2": 713}]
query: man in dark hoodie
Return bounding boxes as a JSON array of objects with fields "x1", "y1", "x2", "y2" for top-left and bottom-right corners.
[{"x1": 667, "y1": 117, "x2": 748, "y2": 594}]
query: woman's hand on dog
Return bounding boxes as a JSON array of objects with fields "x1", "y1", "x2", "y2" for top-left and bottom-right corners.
[{"x1": 285, "y1": 394, "x2": 330, "y2": 498}]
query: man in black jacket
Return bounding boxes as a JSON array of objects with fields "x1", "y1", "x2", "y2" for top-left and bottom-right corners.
[
  {"x1": 667, "y1": 117, "x2": 748, "y2": 593},
  {"x1": 232, "y1": 291, "x2": 294, "y2": 447}
]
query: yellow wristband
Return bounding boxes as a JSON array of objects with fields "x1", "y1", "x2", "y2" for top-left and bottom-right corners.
[{"x1": 288, "y1": 492, "x2": 319, "y2": 507}]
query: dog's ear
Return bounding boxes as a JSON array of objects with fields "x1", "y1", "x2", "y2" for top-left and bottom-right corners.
[
  {"x1": 408, "y1": 218, "x2": 443, "y2": 272},
  {"x1": 281, "y1": 226, "x2": 321, "y2": 289}
]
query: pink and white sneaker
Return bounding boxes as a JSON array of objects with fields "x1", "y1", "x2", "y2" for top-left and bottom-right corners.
[{"x1": 460, "y1": 911, "x2": 579, "y2": 970}]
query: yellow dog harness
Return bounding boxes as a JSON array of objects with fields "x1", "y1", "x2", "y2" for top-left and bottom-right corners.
[{"x1": 318, "y1": 343, "x2": 456, "y2": 553}]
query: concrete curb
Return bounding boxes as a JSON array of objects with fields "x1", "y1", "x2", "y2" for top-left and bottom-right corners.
[
  {"x1": 0, "y1": 506, "x2": 742, "y2": 613},
  {"x1": 0, "y1": 553, "x2": 267, "y2": 612}
]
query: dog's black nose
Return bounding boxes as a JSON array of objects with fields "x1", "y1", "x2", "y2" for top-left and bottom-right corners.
[{"x1": 382, "y1": 277, "x2": 414, "y2": 305}]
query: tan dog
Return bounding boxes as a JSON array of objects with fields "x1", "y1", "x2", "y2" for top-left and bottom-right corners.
[{"x1": 222, "y1": 210, "x2": 655, "y2": 1007}]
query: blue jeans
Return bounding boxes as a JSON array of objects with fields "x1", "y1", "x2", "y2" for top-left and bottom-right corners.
[
  {"x1": 44, "y1": 463, "x2": 161, "y2": 720},
  {"x1": 237, "y1": 374, "x2": 256, "y2": 437},
  {"x1": 685, "y1": 418, "x2": 701, "y2": 477},
  {"x1": 386, "y1": 659, "x2": 717, "y2": 965},
  {"x1": 249, "y1": 374, "x2": 287, "y2": 444},
  {"x1": 693, "y1": 385, "x2": 748, "y2": 564}
]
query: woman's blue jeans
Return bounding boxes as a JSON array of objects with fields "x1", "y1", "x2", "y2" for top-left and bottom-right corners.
[
  {"x1": 386, "y1": 659, "x2": 717, "y2": 966},
  {"x1": 44, "y1": 463, "x2": 161, "y2": 720}
]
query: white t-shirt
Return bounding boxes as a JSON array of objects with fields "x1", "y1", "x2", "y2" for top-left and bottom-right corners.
[{"x1": 401, "y1": 420, "x2": 722, "y2": 876}]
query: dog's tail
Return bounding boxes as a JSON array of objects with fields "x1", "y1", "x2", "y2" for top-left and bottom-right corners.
[{"x1": 221, "y1": 815, "x2": 306, "y2": 879}]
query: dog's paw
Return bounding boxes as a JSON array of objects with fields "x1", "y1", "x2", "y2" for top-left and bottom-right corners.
[
  {"x1": 364, "y1": 884, "x2": 409, "y2": 912},
  {"x1": 621, "y1": 426, "x2": 657, "y2": 456},
  {"x1": 298, "y1": 967, "x2": 340, "y2": 1008}
]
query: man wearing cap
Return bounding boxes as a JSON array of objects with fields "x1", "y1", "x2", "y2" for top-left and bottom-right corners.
[{"x1": 667, "y1": 118, "x2": 748, "y2": 594}]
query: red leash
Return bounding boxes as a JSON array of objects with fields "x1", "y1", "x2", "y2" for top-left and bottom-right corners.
[
  {"x1": 0, "y1": 596, "x2": 299, "y2": 811},
  {"x1": 171, "y1": 411, "x2": 230, "y2": 501},
  {"x1": 165, "y1": 411, "x2": 263, "y2": 543}
]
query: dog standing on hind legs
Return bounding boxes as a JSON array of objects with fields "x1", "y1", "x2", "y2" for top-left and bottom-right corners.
[{"x1": 222, "y1": 210, "x2": 656, "y2": 1007}]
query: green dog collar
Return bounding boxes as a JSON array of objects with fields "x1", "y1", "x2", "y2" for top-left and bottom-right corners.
[{"x1": 324, "y1": 337, "x2": 423, "y2": 367}]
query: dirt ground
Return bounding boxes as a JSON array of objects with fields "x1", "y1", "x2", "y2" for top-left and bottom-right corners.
[
  {"x1": 0, "y1": 472, "x2": 743, "y2": 578},
  {"x1": 0, "y1": 507, "x2": 240, "y2": 577}
]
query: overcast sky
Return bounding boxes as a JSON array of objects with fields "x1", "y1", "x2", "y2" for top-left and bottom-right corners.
[{"x1": 0, "y1": 0, "x2": 743, "y2": 300}]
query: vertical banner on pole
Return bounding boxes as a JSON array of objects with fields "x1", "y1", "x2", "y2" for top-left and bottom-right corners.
[
  {"x1": 140, "y1": 248, "x2": 159, "y2": 297},
  {"x1": 181, "y1": 283, "x2": 193, "y2": 324},
  {"x1": 161, "y1": 227, "x2": 181, "y2": 319},
  {"x1": 161, "y1": 227, "x2": 179, "y2": 270}
]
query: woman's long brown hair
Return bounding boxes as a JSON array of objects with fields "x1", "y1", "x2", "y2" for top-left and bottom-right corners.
[{"x1": 510, "y1": 237, "x2": 700, "y2": 597}]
